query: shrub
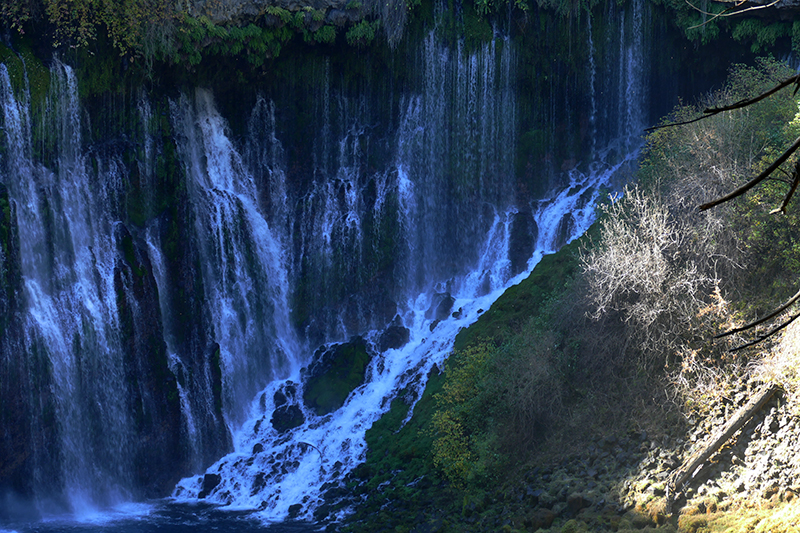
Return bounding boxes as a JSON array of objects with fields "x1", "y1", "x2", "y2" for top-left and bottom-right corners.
[{"x1": 582, "y1": 57, "x2": 800, "y2": 396}]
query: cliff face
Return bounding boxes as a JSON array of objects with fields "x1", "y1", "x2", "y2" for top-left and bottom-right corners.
[
  {"x1": 187, "y1": 0, "x2": 368, "y2": 24},
  {"x1": 185, "y1": 0, "x2": 408, "y2": 45}
]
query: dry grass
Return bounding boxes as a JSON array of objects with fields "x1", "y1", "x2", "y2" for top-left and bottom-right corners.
[
  {"x1": 695, "y1": 500, "x2": 800, "y2": 533},
  {"x1": 753, "y1": 319, "x2": 800, "y2": 399}
]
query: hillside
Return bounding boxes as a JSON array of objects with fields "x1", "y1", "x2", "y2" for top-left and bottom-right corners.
[{"x1": 331, "y1": 57, "x2": 800, "y2": 533}]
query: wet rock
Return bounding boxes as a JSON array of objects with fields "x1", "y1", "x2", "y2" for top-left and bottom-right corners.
[
  {"x1": 251, "y1": 472, "x2": 267, "y2": 495},
  {"x1": 378, "y1": 316, "x2": 410, "y2": 352},
  {"x1": 199, "y1": 473, "x2": 221, "y2": 498},
  {"x1": 273, "y1": 382, "x2": 297, "y2": 408},
  {"x1": 288, "y1": 503, "x2": 302, "y2": 519},
  {"x1": 426, "y1": 292, "x2": 455, "y2": 322},
  {"x1": 303, "y1": 337, "x2": 372, "y2": 416},
  {"x1": 508, "y1": 210, "x2": 538, "y2": 276},
  {"x1": 271, "y1": 403, "x2": 305, "y2": 433}
]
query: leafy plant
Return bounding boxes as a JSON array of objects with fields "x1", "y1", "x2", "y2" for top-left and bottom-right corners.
[{"x1": 346, "y1": 19, "x2": 380, "y2": 48}]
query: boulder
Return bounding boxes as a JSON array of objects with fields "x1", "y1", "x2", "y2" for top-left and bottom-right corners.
[
  {"x1": 378, "y1": 316, "x2": 410, "y2": 351},
  {"x1": 302, "y1": 337, "x2": 372, "y2": 416},
  {"x1": 426, "y1": 292, "x2": 455, "y2": 322},
  {"x1": 271, "y1": 404, "x2": 305, "y2": 433},
  {"x1": 199, "y1": 473, "x2": 221, "y2": 498}
]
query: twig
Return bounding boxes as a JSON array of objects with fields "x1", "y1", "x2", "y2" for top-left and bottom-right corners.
[
  {"x1": 699, "y1": 135, "x2": 800, "y2": 211},
  {"x1": 716, "y1": 286, "x2": 800, "y2": 339},
  {"x1": 770, "y1": 160, "x2": 800, "y2": 214}
]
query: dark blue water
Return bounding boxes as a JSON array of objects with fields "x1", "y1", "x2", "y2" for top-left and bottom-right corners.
[{"x1": 0, "y1": 501, "x2": 319, "y2": 533}]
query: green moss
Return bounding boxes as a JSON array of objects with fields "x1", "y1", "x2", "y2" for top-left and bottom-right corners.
[
  {"x1": 303, "y1": 338, "x2": 371, "y2": 416},
  {"x1": 0, "y1": 41, "x2": 50, "y2": 109},
  {"x1": 341, "y1": 372, "x2": 457, "y2": 532},
  {"x1": 0, "y1": 44, "x2": 25, "y2": 97},
  {"x1": 454, "y1": 236, "x2": 582, "y2": 352}
]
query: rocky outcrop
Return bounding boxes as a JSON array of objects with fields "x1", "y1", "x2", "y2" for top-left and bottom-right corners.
[
  {"x1": 302, "y1": 337, "x2": 372, "y2": 416},
  {"x1": 187, "y1": 0, "x2": 370, "y2": 26}
]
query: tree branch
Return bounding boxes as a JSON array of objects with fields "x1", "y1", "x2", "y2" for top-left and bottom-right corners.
[
  {"x1": 699, "y1": 135, "x2": 800, "y2": 211},
  {"x1": 685, "y1": 0, "x2": 783, "y2": 31},
  {"x1": 716, "y1": 287, "x2": 800, "y2": 339},
  {"x1": 729, "y1": 310, "x2": 800, "y2": 352}
]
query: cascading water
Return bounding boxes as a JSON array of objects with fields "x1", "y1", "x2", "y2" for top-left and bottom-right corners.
[
  {"x1": 169, "y1": 17, "x2": 647, "y2": 522},
  {"x1": 0, "y1": 0, "x2": 664, "y2": 525},
  {"x1": 0, "y1": 60, "x2": 136, "y2": 511},
  {"x1": 171, "y1": 90, "x2": 301, "y2": 428}
]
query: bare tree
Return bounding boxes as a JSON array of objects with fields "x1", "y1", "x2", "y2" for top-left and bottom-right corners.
[{"x1": 650, "y1": 72, "x2": 800, "y2": 350}]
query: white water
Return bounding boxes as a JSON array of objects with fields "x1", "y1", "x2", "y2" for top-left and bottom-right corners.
[
  {"x1": 171, "y1": 90, "x2": 301, "y2": 428},
  {"x1": 1, "y1": 61, "x2": 133, "y2": 511},
  {"x1": 170, "y1": 23, "x2": 645, "y2": 521},
  {"x1": 0, "y1": 0, "x2": 652, "y2": 521},
  {"x1": 171, "y1": 136, "x2": 628, "y2": 523}
]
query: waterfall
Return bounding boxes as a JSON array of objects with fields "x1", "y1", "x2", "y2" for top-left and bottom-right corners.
[
  {"x1": 587, "y1": 13, "x2": 598, "y2": 158},
  {"x1": 0, "y1": 0, "x2": 659, "y2": 521},
  {"x1": 169, "y1": 22, "x2": 642, "y2": 521},
  {"x1": 1, "y1": 61, "x2": 134, "y2": 511},
  {"x1": 171, "y1": 89, "x2": 300, "y2": 428}
]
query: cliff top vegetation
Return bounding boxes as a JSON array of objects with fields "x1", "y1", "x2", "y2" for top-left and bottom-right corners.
[{"x1": 3, "y1": 0, "x2": 799, "y2": 73}]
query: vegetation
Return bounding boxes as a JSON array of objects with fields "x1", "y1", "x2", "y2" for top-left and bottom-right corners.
[
  {"x1": 342, "y1": 56, "x2": 800, "y2": 532},
  {"x1": 652, "y1": 0, "x2": 800, "y2": 54}
]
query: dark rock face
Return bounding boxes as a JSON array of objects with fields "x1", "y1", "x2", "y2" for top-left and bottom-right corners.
[
  {"x1": 426, "y1": 292, "x2": 455, "y2": 322},
  {"x1": 114, "y1": 223, "x2": 187, "y2": 496},
  {"x1": 509, "y1": 211, "x2": 538, "y2": 276},
  {"x1": 302, "y1": 337, "x2": 372, "y2": 416},
  {"x1": 378, "y1": 316, "x2": 410, "y2": 352}
]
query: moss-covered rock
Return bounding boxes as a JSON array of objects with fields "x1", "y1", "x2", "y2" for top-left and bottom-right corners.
[{"x1": 303, "y1": 336, "x2": 372, "y2": 416}]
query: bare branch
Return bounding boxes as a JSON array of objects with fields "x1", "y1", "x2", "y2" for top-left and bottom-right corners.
[
  {"x1": 686, "y1": 0, "x2": 782, "y2": 30},
  {"x1": 729, "y1": 310, "x2": 800, "y2": 352},
  {"x1": 716, "y1": 286, "x2": 800, "y2": 339},
  {"x1": 705, "y1": 75, "x2": 800, "y2": 114},
  {"x1": 699, "y1": 135, "x2": 800, "y2": 211},
  {"x1": 646, "y1": 75, "x2": 800, "y2": 133},
  {"x1": 770, "y1": 161, "x2": 800, "y2": 214}
]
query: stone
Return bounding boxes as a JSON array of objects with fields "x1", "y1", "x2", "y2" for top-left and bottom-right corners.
[
  {"x1": 302, "y1": 337, "x2": 372, "y2": 416},
  {"x1": 271, "y1": 404, "x2": 305, "y2": 433},
  {"x1": 567, "y1": 492, "x2": 591, "y2": 514},
  {"x1": 288, "y1": 503, "x2": 303, "y2": 519},
  {"x1": 426, "y1": 292, "x2": 455, "y2": 322},
  {"x1": 199, "y1": 473, "x2": 221, "y2": 498},
  {"x1": 378, "y1": 317, "x2": 410, "y2": 351},
  {"x1": 527, "y1": 509, "x2": 555, "y2": 530}
]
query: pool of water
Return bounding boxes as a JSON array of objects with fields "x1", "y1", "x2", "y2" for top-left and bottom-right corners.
[{"x1": 0, "y1": 501, "x2": 319, "y2": 533}]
